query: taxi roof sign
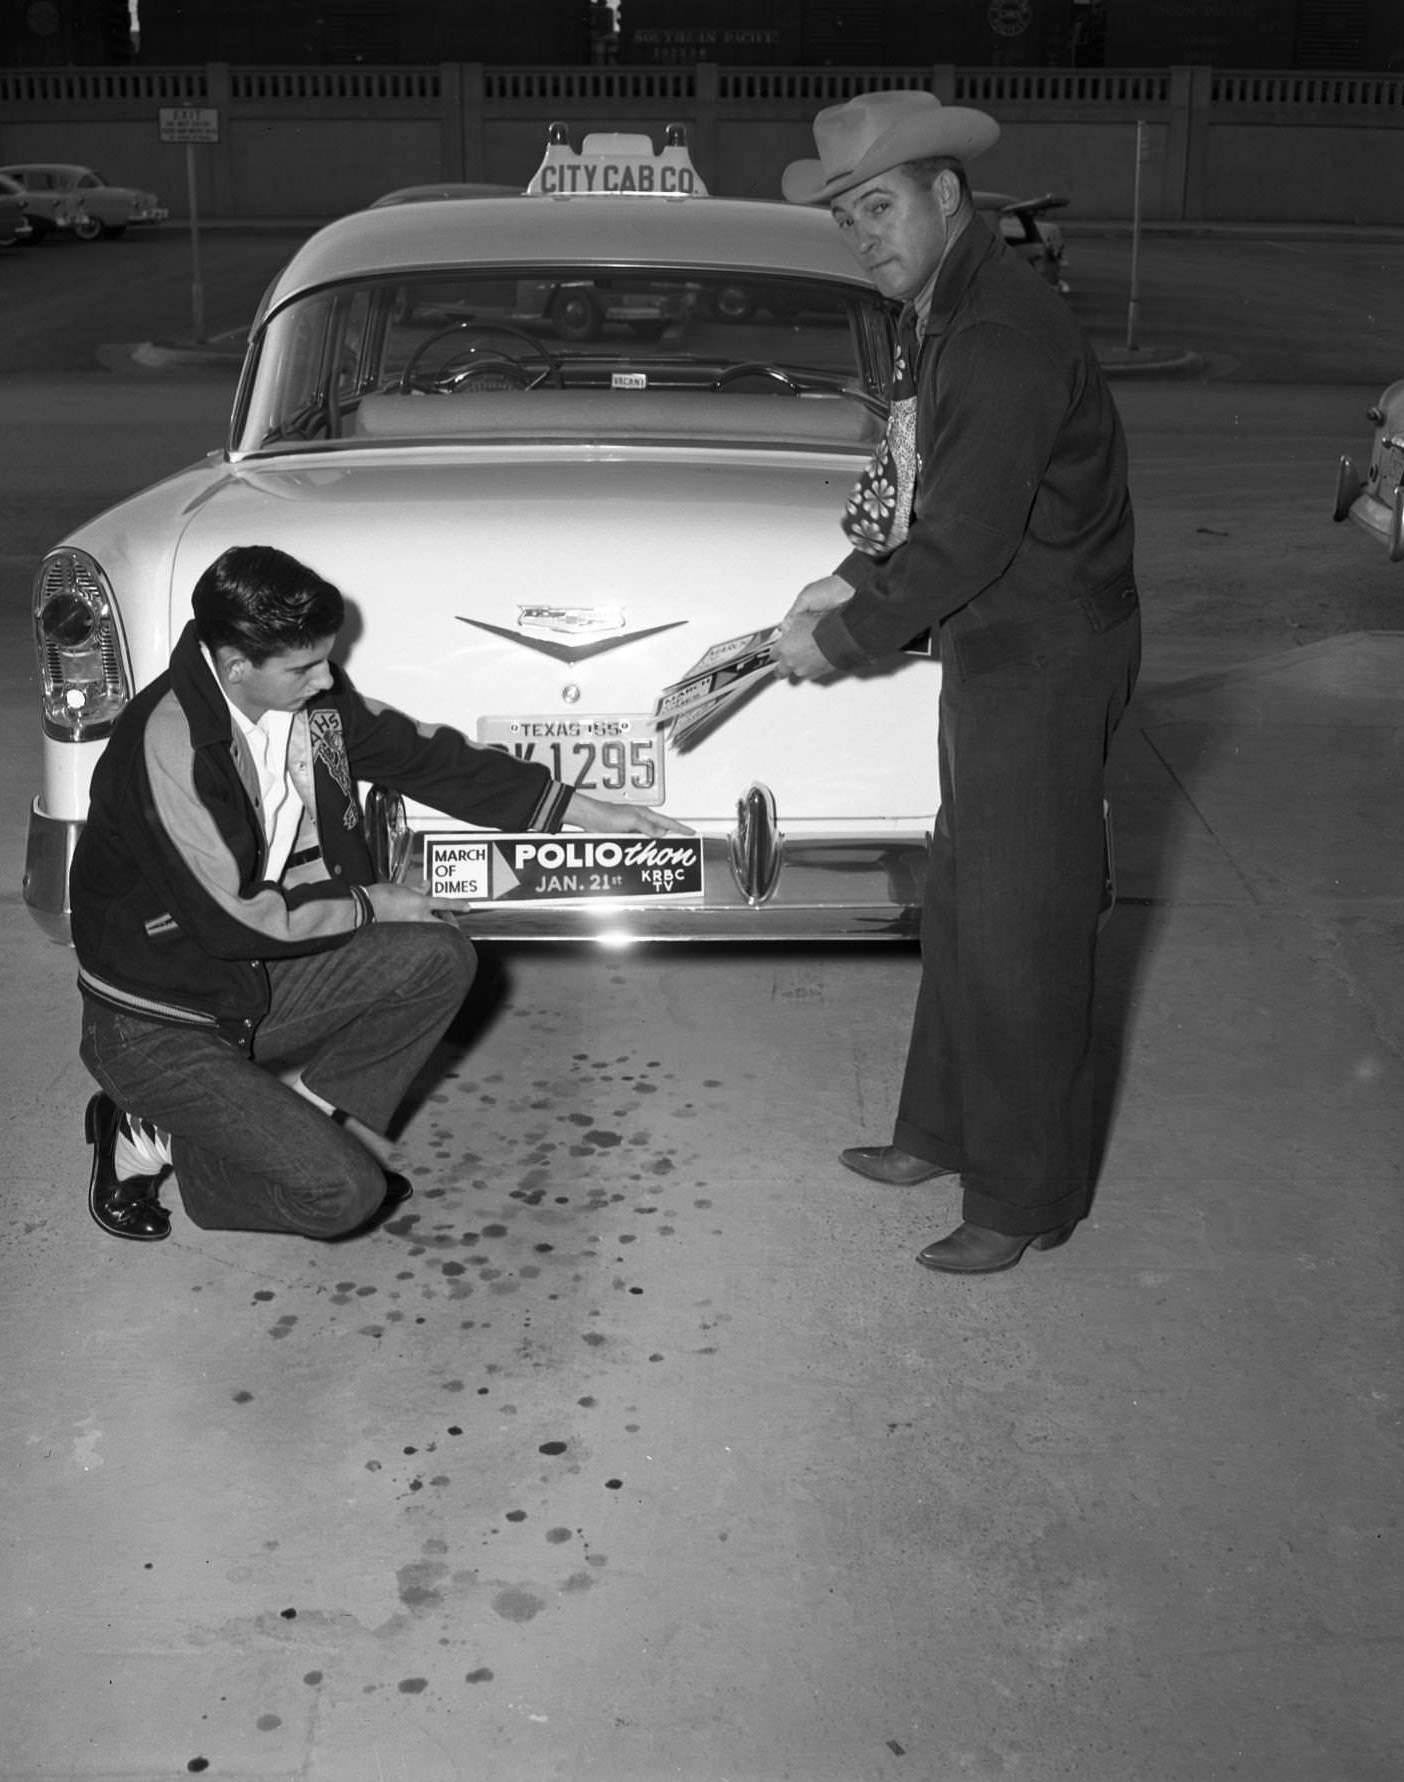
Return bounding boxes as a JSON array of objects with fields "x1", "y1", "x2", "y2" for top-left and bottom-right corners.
[{"x1": 526, "y1": 122, "x2": 707, "y2": 199}]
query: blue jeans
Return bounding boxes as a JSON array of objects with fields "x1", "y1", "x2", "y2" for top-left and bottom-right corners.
[
  {"x1": 893, "y1": 606, "x2": 1141, "y2": 1235},
  {"x1": 80, "y1": 921, "x2": 475, "y2": 1238}
]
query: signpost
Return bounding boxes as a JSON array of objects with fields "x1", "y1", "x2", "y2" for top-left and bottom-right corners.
[
  {"x1": 1126, "y1": 119, "x2": 1147, "y2": 352},
  {"x1": 158, "y1": 107, "x2": 219, "y2": 342}
]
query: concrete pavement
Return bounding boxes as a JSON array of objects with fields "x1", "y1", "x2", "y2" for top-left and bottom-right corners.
[{"x1": 3, "y1": 607, "x2": 1401, "y2": 1778}]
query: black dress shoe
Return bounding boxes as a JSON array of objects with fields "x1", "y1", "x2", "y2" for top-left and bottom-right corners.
[
  {"x1": 85, "y1": 1093, "x2": 171, "y2": 1242},
  {"x1": 382, "y1": 1171, "x2": 413, "y2": 1208},
  {"x1": 840, "y1": 1145, "x2": 956, "y2": 1186},
  {"x1": 915, "y1": 1219, "x2": 1076, "y2": 1275}
]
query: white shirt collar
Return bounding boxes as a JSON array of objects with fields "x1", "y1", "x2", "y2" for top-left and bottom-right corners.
[{"x1": 200, "y1": 644, "x2": 302, "y2": 879}]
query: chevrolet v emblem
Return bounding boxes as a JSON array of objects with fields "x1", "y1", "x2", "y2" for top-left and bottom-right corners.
[
  {"x1": 457, "y1": 615, "x2": 688, "y2": 664},
  {"x1": 519, "y1": 605, "x2": 625, "y2": 638}
]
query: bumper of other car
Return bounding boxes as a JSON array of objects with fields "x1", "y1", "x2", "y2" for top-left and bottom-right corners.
[
  {"x1": 1334, "y1": 455, "x2": 1404, "y2": 561},
  {"x1": 130, "y1": 204, "x2": 169, "y2": 225}
]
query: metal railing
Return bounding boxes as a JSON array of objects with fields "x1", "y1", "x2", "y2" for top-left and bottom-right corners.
[
  {"x1": 484, "y1": 67, "x2": 696, "y2": 102},
  {"x1": 716, "y1": 68, "x2": 931, "y2": 101},
  {"x1": 230, "y1": 67, "x2": 441, "y2": 101},
  {"x1": 956, "y1": 69, "x2": 1173, "y2": 103},
  {"x1": 4, "y1": 61, "x2": 1401, "y2": 113},
  {"x1": 1209, "y1": 70, "x2": 1404, "y2": 106},
  {"x1": 0, "y1": 66, "x2": 209, "y2": 102}
]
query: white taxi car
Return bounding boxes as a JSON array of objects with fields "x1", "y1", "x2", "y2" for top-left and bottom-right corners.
[
  {"x1": 1333, "y1": 379, "x2": 1404, "y2": 562},
  {"x1": 26, "y1": 127, "x2": 938, "y2": 943}
]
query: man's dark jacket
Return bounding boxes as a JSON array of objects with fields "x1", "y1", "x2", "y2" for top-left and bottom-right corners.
[
  {"x1": 72, "y1": 622, "x2": 570, "y2": 1037},
  {"x1": 815, "y1": 222, "x2": 1137, "y2": 676}
]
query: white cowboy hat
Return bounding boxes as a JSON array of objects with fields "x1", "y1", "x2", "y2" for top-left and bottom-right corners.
[{"x1": 782, "y1": 89, "x2": 1000, "y2": 206}]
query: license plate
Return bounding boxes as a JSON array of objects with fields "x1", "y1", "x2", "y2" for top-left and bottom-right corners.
[
  {"x1": 425, "y1": 833, "x2": 704, "y2": 903},
  {"x1": 477, "y1": 713, "x2": 663, "y2": 805}
]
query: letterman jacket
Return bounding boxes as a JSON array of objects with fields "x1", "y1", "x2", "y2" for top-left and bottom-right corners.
[{"x1": 72, "y1": 621, "x2": 571, "y2": 1041}]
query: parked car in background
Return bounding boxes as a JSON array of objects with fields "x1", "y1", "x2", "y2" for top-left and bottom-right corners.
[
  {"x1": 1333, "y1": 378, "x2": 1404, "y2": 561},
  {"x1": 0, "y1": 166, "x2": 76, "y2": 239},
  {"x1": 26, "y1": 125, "x2": 939, "y2": 945},
  {"x1": 0, "y1": 173, "x2": 34, "y2": 247},
  {"x1": 974, "y1": 190, "x2": 1070, "y2": 292},
  {"x1": 370, "y1": 177, "x2": 684, "y2": 339},
  {"x1": 704, "y1": 185, "x2": 1074, "y2": 324},
  {"x1": 0, "y1": 164, "x2": 167, "y2": 241}
]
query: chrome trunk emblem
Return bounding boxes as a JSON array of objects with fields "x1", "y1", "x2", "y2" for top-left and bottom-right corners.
[
  {"x1": 458, "y1": 612, "x2": 687, "y2": 664},
  {"x1": 519, "y1": 605, "x2": 623, "y2": 637}
]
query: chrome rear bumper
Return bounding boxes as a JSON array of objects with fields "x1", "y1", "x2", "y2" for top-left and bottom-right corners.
[
  {"x1": 23, "y1": 798, "x2": 79, "y2": 943},
  {"x1": 387, "y1": 777, "x2": 930, "y2": 941},
  {"x1": 23, "y1": 790, "x2": 929, "y2": 945},
  {"x1": 423, "y1": 830, "x2": 928, "y2": 942}
]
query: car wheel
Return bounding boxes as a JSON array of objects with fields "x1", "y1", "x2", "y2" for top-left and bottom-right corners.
[
  {"x1": 551, "y1": 288, "x2": 602, "y2": 341},
  {"x1": 71, "y1": 213, "x2": 103, "y2": 243}
]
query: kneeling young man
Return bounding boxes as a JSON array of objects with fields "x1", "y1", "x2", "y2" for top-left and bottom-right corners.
[{"x1": 74, "y1": 544, "x2": 685, "y2": 1243}]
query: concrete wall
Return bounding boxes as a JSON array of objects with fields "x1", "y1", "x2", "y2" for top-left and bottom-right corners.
[
  {"x1": 0, "y1": 59, "x2": 1400, "y2": 224},
  {"x1": 1194, "y1": 68, "x2": 1404, "y2": 221}
]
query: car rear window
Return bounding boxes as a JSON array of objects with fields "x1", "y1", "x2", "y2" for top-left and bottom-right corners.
[{"x1": 232, "y1": 267, "x2": 892, "y2": 458}]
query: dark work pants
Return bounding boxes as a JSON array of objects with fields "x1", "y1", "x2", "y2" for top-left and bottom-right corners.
[
  {"x1": 892, "y1": 608, "x2": 1140, "y2": 1235},
  {"x1": 80, "y1": 921, "x2": 475, "y2": 1238}
]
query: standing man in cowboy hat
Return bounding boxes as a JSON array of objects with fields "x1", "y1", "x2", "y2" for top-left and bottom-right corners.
[{"x1": 773, "y1": 90, "x2": 1140, "y2": 1275}]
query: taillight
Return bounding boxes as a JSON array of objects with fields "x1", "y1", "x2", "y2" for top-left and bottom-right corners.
[{"x1": 33, "y1": 549, "x2": 132, "y2": 741}]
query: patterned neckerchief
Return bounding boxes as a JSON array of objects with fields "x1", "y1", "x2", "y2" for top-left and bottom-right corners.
[{"x1": 842, "y1": 305, "x2": 922, "y2": 557}]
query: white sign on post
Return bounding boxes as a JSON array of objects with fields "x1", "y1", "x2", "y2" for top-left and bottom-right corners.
[
  {"x1": 159, "y1": 106, "x2": 219, "y2": 144},
  {"x1": 159, "y1": 109, "x2": 219, "y2": 342}
]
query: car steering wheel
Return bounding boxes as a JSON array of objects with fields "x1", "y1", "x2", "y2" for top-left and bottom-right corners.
[
  {"x1": 711, "y1": 362, "x2": 803, "y2": 395},
  {"x1": 401, "y1": 321, "x2": 563, "y2": 394}
]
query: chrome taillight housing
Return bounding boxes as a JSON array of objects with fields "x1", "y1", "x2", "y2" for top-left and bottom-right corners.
[
  {"x1": 33, "y1": 549, "x2": 132, "y2": 741},
  {"x1": 364, "y1": 783, "x2": 412, "y2": 883}
]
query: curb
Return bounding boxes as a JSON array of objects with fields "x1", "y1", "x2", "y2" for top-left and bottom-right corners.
[
  {"x1": 1096, "y1": 348, "x2": 1205, "y2": 379},
  {"x1": 1064, "y1": 220, "x2": 1404, "y2": 245},
  {"x1": 130, "y1": 335, "x2": 246, "y2": 369}
]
